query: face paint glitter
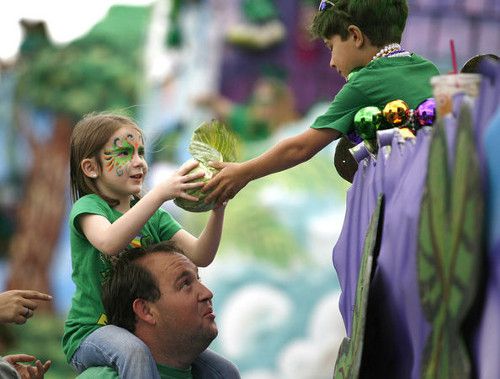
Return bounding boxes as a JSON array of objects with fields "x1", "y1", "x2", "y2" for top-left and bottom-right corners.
[{"x1": 103, "y1": 133, "x2": 143, "y2": 176}]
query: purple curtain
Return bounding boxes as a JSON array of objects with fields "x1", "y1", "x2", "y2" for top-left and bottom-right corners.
[{"x1": 333, "y1": 59, "x2": 500, "y2": 378}]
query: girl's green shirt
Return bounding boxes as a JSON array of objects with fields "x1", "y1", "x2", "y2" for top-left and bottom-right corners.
[{"x1": 62, "y1": 194, "x2": 181, "y2": 362}]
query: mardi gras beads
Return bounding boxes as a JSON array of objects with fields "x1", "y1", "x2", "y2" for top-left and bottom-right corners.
[
  {"x1": 413, "y1": 98, "x2": 436, "y2": 132},
  {"x1": 349, "y1": 98, "x2": 436, "y2": 153},
  {"x1": 354, "y1": 106, "x2": 383, "y2": 153},
  {"x1": 354, "y1": 106, "x2": 383, "y2": 140},
  {"x1": 382, "y1": 99, "x2": 410, "y2": 128}
]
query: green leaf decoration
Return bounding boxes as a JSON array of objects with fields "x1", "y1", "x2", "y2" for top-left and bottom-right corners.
[
  {"x1": 189, "y1": 119, "x2": 240, "y2": 163},
  {"x1": 334, "y1": 194, "x2": 385, "y2": 379},
  {"x1": 417, "y1": 104, "x2": 484, "y2": 378},
  {"x1": 174, "y1": 120, "x2": 240, "y2": 212}
]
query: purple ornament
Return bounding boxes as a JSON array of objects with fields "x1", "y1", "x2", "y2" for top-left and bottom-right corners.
[
  {"x1": 414, "y1": 98, "x2": 436, "y2": 129},
  {"x1": 347, "y1": 131, "x2": 364, "y2": 145}
]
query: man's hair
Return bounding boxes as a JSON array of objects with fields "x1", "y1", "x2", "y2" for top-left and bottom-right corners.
[
  {"x1": 69, "y1": 112, "x2": 143, "y2": 207},
  {"x1": 310, "y1": 0, "x2": 408, "y2": 46},
  {"x1": 102, "y1": 241, "x2": 186, "y2": 333}
]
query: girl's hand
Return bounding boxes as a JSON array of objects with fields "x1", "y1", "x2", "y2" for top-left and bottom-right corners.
[{"x1": 158, "y1": 159, "x2": 206, "y2": 202}]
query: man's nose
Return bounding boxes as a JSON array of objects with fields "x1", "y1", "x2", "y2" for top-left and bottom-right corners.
[{"x1": 199, "y1": 283, "x2": 214, "y2": 301}]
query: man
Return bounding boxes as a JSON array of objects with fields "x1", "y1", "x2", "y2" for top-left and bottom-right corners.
[{"x1": 77, "y1": 241, "x2": 239, "y2": 378}]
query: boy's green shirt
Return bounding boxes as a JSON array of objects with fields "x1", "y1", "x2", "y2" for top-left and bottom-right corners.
[{"x1": 311, "y1": 54, "x2": 440, "y2": 135}]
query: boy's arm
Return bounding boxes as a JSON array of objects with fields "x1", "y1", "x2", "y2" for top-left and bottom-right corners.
[
  {"x1": 169, "y1": 205, "x2": 226, "y2": 267},
  {"x1": 203, "y1": 127, "x2": 341, "y2": 205}
]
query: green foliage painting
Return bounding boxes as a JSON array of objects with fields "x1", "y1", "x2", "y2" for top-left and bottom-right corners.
[
  {"x1": 16, "y1": 5, "x2": 151, "y2": 118},
  {"x1": 334, "y1": 194, "x2": 385, "y2": 378},
  {"x1": 417, "y1": 103, "x2": 484, "y2": 378}
]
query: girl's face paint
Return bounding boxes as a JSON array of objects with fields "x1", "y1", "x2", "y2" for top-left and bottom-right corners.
[{"x1": 103, "y1": 132, "x2": 145, "y2": 177}]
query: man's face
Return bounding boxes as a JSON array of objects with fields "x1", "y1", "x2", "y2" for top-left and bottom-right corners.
[{"x1": 142, "y1": 252, "x2": 218, "y2": 350}]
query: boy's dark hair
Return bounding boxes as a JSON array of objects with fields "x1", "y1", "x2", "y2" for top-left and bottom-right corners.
[
  {"x1": 310, "y1": 0, "x2": 408, "y2": 46},
  {"x1": 102, "y1": 241, "x2": 186, "y2": 333}
]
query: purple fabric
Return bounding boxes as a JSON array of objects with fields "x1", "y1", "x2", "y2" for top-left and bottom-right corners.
[
  {"x1": 333, "y1": 127, "x2": 439, "y2": 377},
  {"x1": 474, "y1": 61, "x2": 500, "y2": 379},
  {"x1": 333, "y1": 59, "x2": 500, "y2": 378}
]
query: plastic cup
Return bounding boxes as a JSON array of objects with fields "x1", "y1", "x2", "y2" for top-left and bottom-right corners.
[{"x1": 430, "y1": 73, "x2": 481, "y2": 118}]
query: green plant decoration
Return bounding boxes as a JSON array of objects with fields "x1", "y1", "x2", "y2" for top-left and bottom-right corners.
[
  {"x1": 334, "y1": 194, "x2": 385, "y2": 378},
  {"x1": 417, "y1": 103, "x2": 484, "y2": 378},
  {"x1": 174, "y1": 120, "x2": 240, "y2": 212}
]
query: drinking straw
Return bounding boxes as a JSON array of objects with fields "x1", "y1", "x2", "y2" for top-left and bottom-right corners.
[{"x1": 449, "y1": 39, "x2": 458, "y2": 74}]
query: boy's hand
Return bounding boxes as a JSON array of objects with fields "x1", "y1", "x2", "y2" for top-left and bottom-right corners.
[
  {"x1": 4, "y1": 355, "x2": 51, "y2": 379},
  {"x1": 160, "y1": 160, "x2": 205, "y2": 202},
  {"x1": 203, "y1": 162, "x2": 248, "y2": 206},
  {"x1": 0, "y1": 290, "x2": 52, "y2": 324}
]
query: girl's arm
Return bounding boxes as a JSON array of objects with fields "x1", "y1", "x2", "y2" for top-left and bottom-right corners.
[
  {"x1": 80, "y1": 160, "x2": 205, "y2": 256},
  {"x1": 170, "y1": 205, "x2": 226, "y2": 267},
  {"x1": 203, "y1": 127, "x2": 341, "y2": 205}
]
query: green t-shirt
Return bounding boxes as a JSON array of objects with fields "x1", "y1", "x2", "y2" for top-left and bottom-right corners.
[
  {"x1": 76, "y1": 363, "x2": 193, "y2": 379},
  {"x1": 62, "y1": 194, "x2": 181, "y2": 362},
  {"x1": 311, "y1": 54, "x2": 440, "y2": 135}
]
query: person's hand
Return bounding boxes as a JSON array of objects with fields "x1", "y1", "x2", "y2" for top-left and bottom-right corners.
[
  {"x1": 4, "y1": 354, "x2": 51, "y2": 379},
  {"x1": 0, "y1": 290, "x2": 52, "y2": 324},
  {"x1": 202, "y1": 162, "x2": 249, "y2": 206},
  {"x1": 155, "y1": 159, "x2": 205, "y2": 202}
]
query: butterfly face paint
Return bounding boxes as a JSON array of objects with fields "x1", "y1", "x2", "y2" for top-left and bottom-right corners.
[{"x1": 103, "y1": 133, "x2": 145, "y2": 177}]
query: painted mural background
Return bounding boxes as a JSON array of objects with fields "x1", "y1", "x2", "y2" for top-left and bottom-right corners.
[{"x1": 0, "y1": 0, "x2": 498, "y2": 378}]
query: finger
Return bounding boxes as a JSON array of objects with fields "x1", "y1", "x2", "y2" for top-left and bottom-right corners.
[
  {"x1": 4, "y1": 354, "x2": 35, "y2": 364},
  {"x1": 19, "y1": 291, "x2": 52, "y2": 302},
  {"x1": 178, "y1": 159, "x2": 199, "y2": 174},
  {"x1": 34, "y1": 359, "x2": 45, "y2": 374},
  {"x1": 184, "y1": 171, "x2": 205, "y2": 181},
  {"x1": 201, "y1": 175, "x2": 220, "y2": 194},
  {"x1": 208, "y1": 161, "x2": 227, "y2": 170},
  {"x1": 23, "y1": 308, "x2": 34, "y2": 319},
  {"x1": 177, "y1": 193, "x2": 200, "y2": 202},
  {"x1": 21, "y1": 299, "x2": 38, "y2": 310},
  {"x1": 183, "y1": 181, "x2": 204, "y2": 190},
  {"x1": 203, "y1": 182, "x2": 224, "y2": 203},
  {"x1": 27, "y1": 363, "x2": 38, "y2": 376},
  {"x1": 42, "y1": 360, "x2": 52, "y2": 372}
]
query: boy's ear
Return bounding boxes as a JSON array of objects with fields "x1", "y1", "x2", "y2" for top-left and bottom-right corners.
[
  {"x1": 81, "y1": 158, "x2": 99, "y2": 178},
  {"x1": 132, "y1": 299, "x2": 156, "y2": 326},
  {"x1": 347, "y1": 25, "x2": 365, "y2": 48}
]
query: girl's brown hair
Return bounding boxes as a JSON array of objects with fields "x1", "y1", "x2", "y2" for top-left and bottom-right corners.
[{"x1": 70, "y1": 112, "x2": 143, "y2": 207}]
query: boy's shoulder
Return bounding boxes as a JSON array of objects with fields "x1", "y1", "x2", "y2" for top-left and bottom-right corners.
[
  {"x1": 346, "y1": 54, "x2": 439, "y2": 91},
  {"x1": 353, "y1": 54, "x2": 436, "y2": 79}
]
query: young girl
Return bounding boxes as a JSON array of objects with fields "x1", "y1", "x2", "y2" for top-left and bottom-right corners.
[{"x1": 62, "y1": 112, "x2": 232, "y2": 378}]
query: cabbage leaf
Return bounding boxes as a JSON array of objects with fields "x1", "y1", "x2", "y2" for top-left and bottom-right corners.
[{"x1": 174, "y1": 120, "x2": 239, "y2": 212}]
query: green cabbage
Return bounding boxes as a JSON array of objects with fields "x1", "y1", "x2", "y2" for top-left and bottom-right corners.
[{"x1": 173, "y1": 120, "x2": 239, "y2": 212}]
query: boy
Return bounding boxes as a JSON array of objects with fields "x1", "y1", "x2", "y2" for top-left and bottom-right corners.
[{"x1": 202, "y1": 0, "x2": 439, "y2": 199}]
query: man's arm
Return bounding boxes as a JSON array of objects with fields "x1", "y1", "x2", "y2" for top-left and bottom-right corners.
[{"x1": 203, "y1": 127, "x2": 341, "y2": 204}]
